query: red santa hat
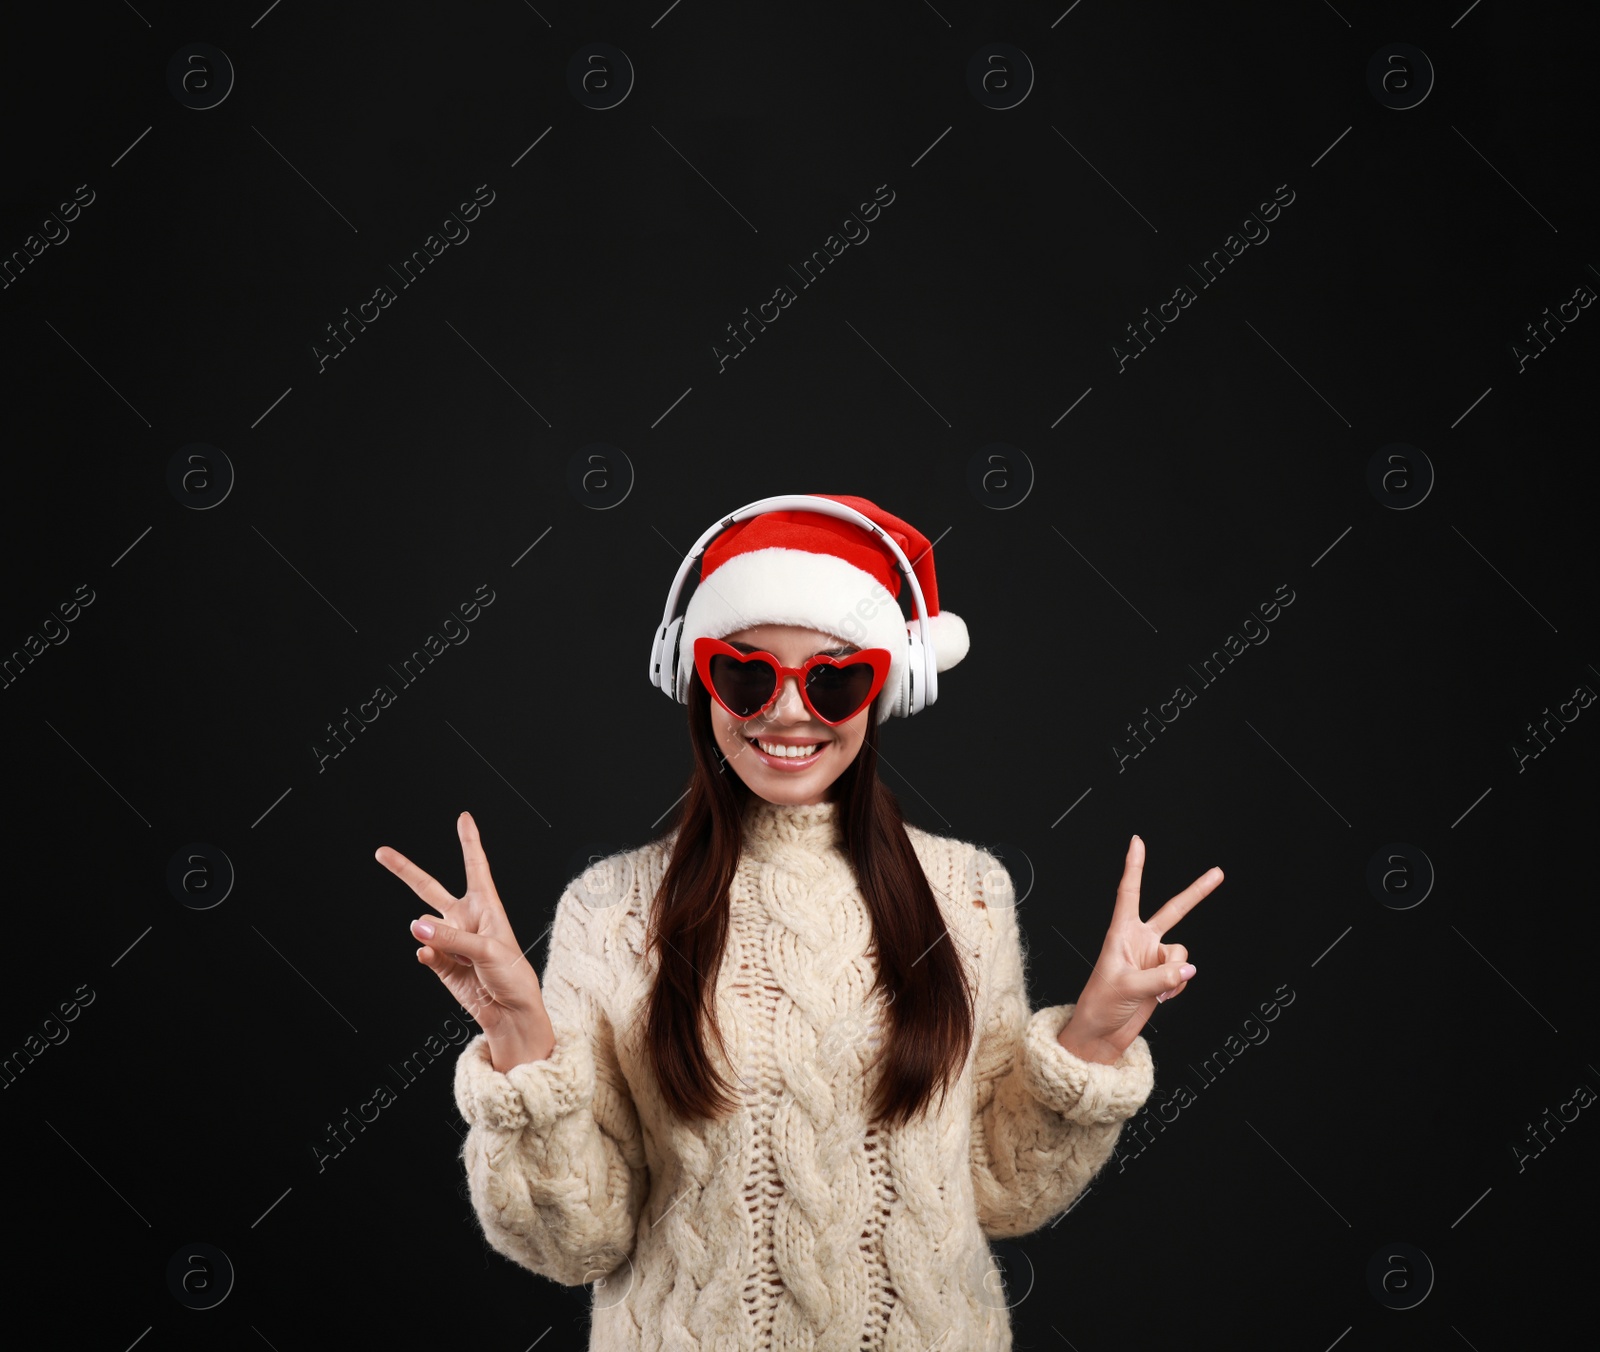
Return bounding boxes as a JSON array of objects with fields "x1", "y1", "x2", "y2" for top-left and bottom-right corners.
[{"x1": 678, "y1": 493, "x2": 969, "y2": 723}]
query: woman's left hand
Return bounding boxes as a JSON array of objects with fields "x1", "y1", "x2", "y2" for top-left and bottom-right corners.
[{"x1": 1058, "y1": 835, "x2": 1222, "y2": 1065}]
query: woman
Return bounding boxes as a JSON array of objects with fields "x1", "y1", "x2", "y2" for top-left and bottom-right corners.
[{"x1": 375, "y1": 494, "x2": 1220, "y2": 1350}]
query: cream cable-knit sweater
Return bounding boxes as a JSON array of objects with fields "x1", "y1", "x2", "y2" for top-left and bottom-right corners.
[{"x1": 453, "y1": 797, "x2": 1155, "y2": 1351}]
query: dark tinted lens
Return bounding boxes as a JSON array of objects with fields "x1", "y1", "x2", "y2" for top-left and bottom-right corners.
[
  {"x1": 709, "y1": 653, "x2": 778, "y2": 717},
  {"x1": 805, "y1": 661, "x2": 875, "y2": 722}
]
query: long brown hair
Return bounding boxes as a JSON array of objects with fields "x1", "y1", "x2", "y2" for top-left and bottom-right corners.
[{"x1": 642, "y1": 670, "x2": 977, "y2": 1130}]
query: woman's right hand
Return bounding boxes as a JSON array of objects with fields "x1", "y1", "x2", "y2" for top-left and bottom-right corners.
[{"x1": 375, "y1": 810, "x2": 554, "y2": 1067}]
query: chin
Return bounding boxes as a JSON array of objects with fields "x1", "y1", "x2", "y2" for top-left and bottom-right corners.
[{"x1": 754, "y1": 784, "x2": 832, "y2": 806}]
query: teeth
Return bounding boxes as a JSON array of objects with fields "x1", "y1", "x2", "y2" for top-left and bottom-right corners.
[{"x1": 752, "y1": 738, "x2": 822, "y2": 759}]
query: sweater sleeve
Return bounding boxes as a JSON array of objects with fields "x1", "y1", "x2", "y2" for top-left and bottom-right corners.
[
  {"x1": 967, "y1": 853, "x2": 1154, "y2": 1239},
  {"x1": 452, "y1": 885, "x2": 651, "y2": 1286}
]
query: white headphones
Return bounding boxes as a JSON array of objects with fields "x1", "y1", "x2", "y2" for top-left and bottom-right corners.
[{"x1": 647, "y1": 494, "x2": 941, "y2": 719}]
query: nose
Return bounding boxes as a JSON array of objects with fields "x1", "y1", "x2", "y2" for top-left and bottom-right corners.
[{"x1": 765, "y1": 674, "x2": 810, "y2": 724}]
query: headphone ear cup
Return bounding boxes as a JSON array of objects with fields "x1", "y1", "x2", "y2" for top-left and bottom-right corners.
[
  {"x1": 903, "y1": 631, "x2": 926, "y2": 717},
  {"x1": 657, "y1": 617, "x2": 687, "y2": 703},
  {"x1": 913, "y1": 630, "x2": 941, "y2": 714},
  {"x1": 674, "y1": 624, "x2": 696, "y2": 704}
]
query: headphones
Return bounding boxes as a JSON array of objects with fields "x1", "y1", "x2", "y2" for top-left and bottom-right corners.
[{"x1": 647, "y1": 494, "x2": 941, "y2": 719}]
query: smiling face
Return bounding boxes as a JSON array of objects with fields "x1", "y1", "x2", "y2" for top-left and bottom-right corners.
[{"x1": 704, "y1": 623, "x2": 874, "y2": 807}]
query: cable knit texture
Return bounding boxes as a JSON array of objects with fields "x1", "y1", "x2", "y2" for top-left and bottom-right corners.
[{"x1": 453, "y1": 798, "x2": 1154, "y2": 1350}]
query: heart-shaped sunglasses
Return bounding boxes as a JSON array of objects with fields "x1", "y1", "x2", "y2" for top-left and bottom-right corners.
[{"x1": 692, "y1": 637, "x2": 892, "y2": 726}]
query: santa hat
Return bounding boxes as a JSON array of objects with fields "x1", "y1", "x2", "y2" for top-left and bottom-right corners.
[{"x1": 679, "y1": 493, "x2": 969, "y2": 723}]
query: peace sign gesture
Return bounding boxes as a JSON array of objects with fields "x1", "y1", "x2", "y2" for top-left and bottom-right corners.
[
  {"x1": 1058, "y1": 835, "x2": 1222, "y2": 1066},
  {"x1": 374, "y1": 810, "x2": 552, "y2": 1069}
]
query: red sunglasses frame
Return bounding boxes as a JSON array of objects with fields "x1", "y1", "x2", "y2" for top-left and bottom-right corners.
[{"x1": 692, "y1": 636, "x2": 893, "y2": 727}]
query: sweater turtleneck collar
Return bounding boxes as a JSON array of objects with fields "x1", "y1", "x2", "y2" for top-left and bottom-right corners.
[{"x1": 741, "y1": 795, "x2": 844, "y2": 859}]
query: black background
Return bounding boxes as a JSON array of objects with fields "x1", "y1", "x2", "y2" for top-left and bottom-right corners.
[{"x1": 3, "y1": 2, "x2": 1596, "y2": 1348}]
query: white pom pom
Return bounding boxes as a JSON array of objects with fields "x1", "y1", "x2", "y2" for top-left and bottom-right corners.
[{"x1": 919, "y1": 611, "x2": 969, "y2": 672}]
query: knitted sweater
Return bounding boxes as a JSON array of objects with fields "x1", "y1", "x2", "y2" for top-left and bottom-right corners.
[{"x1": 452, "y1": 797, "x2": 1155, "y2": 1350}]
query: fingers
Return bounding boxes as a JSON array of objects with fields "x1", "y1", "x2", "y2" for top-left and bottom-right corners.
[
  {"x1": 1146, "y1": 864, "x2": 1224, "y2": 938},
  {"x1": 1156, "y1": 950, "x2": 1189, "y2": 1002},
  {"x1": 373, "y1": 845, "x2": 457, "y2": 915},
  {"x1": 458, "y1": 811, "x2": 499, "y2": 900},
  {"x1": 415, "y1": 948, "x2": 495, "y2": 1025},
  {"x1": 1138, "y1": 958, "x2": 1196, "y2": 1003},
  {"x1": 1112, "y1": 834, "x2": 1146, "y2": 925},
  {"x1": 410, "y1": 916, "x2": 497, "y2": 965},
  {"x1": 415, "y1": 945, "x2": 457, "y2": 974}
]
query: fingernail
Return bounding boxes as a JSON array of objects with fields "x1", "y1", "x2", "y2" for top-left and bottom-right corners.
[
  {"x1": 1179, "y1": 962, "x2": 1196, "y2": 980},
  {"x1": 413, "y1": 919, "x2": 434, "y2": 938}
]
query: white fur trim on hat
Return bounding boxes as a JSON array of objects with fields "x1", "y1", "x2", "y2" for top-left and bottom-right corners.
[{"x1": 679, "y1": 547, "x2": 965, "y2": 722}]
